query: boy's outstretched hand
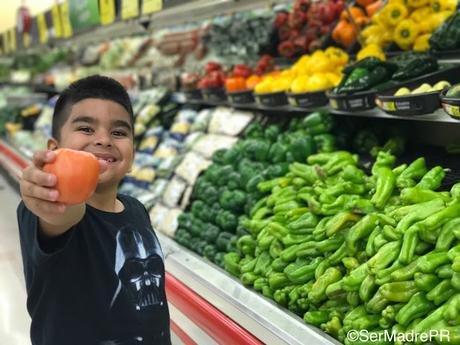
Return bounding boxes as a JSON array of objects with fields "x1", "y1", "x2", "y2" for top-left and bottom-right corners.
[{"x1": 20, "y1": 150, "x2": 85, "y2": 237}]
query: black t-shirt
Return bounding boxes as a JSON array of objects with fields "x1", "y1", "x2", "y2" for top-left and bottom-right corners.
[{"x1": 17, "y1": 194, "x2": 171, "y2": 345}]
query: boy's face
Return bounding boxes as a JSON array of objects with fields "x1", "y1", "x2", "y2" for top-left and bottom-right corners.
[{"x1": 48, "y1": 98, "x2": 135, "y2": 189}]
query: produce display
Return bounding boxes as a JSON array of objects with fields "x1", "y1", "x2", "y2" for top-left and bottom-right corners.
[
  {"x1": 174, "y1": 111, "x2": 336, "y2": 267},
  {"x1": 222, "y1": 146, "x2": 460, "y2": 343},
  {"x1": 332, "y1": 2, "x2": 380, "y2": 49},
  {"x1": 275, "y1": 0, "x2": 346, "y2": 57},
  {"x1": 430, "y1": 8, "x2": 460, "y2": 51},
  {"x1": 255, "y1": 47, "x2": 349, "y2": 94},
  {"x1": 334, "y1": 54, "x2": 438, "y2": 94},
  {"x1": 2, "y1": 1, "x2": 460, "y2": 344},
  {"x1": 203, "y1": 10, "x2": 276, "y2": 64},
  {"x1": 359, "y1": 0, "x2": 458, "y2": 52}
]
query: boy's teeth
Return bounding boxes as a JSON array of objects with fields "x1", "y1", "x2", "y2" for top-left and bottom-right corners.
[{"x1": 98, "y1": 158, "x2": 115, "y2": 162}]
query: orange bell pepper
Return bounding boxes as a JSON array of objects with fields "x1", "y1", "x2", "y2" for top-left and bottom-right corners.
[
  {"x1": 225, "y1": 77, "x2": 247, "y2": 92},
  {"x1": 366, "y1": 0, "x2": 383, "y2": 17},
  {"x1": 245, "y1": 75, "x2": 262, "y2": 90}
]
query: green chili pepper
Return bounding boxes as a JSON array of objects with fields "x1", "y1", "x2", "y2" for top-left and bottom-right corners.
[
  {"x1": 413, "y1": 303, "x2": 449, "y2": 334},
  {"x1": 371, "y1": 167, "x2": 396, "y2": 209},
  {"x1": 452, "y1": 272, "x2": 460, "y2": 290},
  {"x1": 240, "y1": 256, "x2": 258, "y2": 273},
  {"x1": 326, "y1": 280, "x2": 346, "y2": 299},
  {"x1": 418, "y1": 252, "x2": 450, "y2": 273},
  {"x1": 328, "y1": 243, "x2": 349, "y2": 266},
  {"x1": 254, "y1": 277, "x2": 268, "y2": 292},
  {"x1": 285, "y1": 257, "x2": 322, "y2": 284},
  {"x1": 366, "y1": 226, "x2": 381, "y2": 257},
  {"x1": 375, "y1": 260, "x2": 404, "y2": 285},
  {"x1": 224, "y1": 252, "x2": 241, "y2": 277},
  {"x1": 268, "y1": 272, "x2": 290, "y2": 290},
  {"x1": 315, "y1": 259, "x2": 331, "y2": 280},
  {"x1": 396, "y1": 157, "x2": 428, "y2": 189},
  {"x1": 359, "y1": 275, "x2": 377, "y2": 302},
  {"x1": 382, "y1": 225, "x2": 401, "y2": 241},
  {"x1": 437, "y1": 264, "x2": 454, "y2": 279},
  {"x1": 346, "y1": 214, "x2": 380, "y2": 254},
  {"x1": 343, "y1": 257, "x2": 360, "y2": 271},
  {"x1": 241, "y1": 272, "x2": 259, "y2": 286},
  {"x1": 367, "y1": 241, "x2": 401, "y2": 274},
  {"x1": 391, "y1": 259, "x2": 419, "y2": 281},
  {"x1": 427, "y1": 279, "x2": 456, "y2": 305},
  {"x1": 343, "y1": 263, "x2": 369, "y2": 292},
  {"x1": 269, "y1": 239, "x2": 284, "y2": 259},
  {"x1": 395, "y1": 198, "x2": 445, "y2": 234},
  {"x1": 416, "y1": 166, "x2": 446, "y2": 190},
  {"x1": 414, "y1": 272, "x2": 441, "y2": 292},
  {"x1": 326, "y1": 212, "x2": 361, "y2": 237},
  {"x1": 401, "y1": 187, "x2": 451, "y2": 204},
  {"x1": 380, "y1": 281, "x2": 418, "y2": 302},
  {"x1": 304, "y1": 310, "x2": 331, "y2": 326},
  {"x1": 436, "y1": 218, "x2": 460, "y2": 252},
  {"x1": 396, "y1": 292, "x2": 435, "y2": 327},
  {"x1": 308, "y1": 267, "x2": 343, "y2": 304},
  {"x1": 366, "y1": 289, "x2": 389, "y2": 314}
]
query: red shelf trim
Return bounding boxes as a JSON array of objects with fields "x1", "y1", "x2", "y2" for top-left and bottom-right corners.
[
  {"x1": 170, "y1": 319, "x2": 198, "y2": 345},
  {"x1": 0, "y1": 141, "x2": 28, "y2": 170},
  {"x1": 166, "y1": 272, "x2": 263, "y2": 345}
]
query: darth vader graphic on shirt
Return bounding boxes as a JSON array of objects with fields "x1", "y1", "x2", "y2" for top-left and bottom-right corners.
[{"x1": 100, "y1": 227, "x2": 169, "y2": 345}]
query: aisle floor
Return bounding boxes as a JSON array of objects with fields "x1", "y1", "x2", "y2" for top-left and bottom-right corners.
[{"x1": 0, "y1": 173, "x2": 31, "y2": 345}]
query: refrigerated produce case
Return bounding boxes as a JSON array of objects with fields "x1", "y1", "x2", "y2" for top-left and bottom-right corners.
[
  {"x1": 3, "y1": 0, "x2": 460, "y2": 344},
  {"x1": 0, "y1": 137, "x2": 340, "y2": 345}
]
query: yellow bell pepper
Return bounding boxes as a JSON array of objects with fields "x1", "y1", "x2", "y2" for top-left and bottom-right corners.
[
  {"x1": 291, "y1": 75, "x2": 310, "y2": 93},
  {"x1": 410, "y1": 6, "x2": 432, "y2": 22},
  {"x1": 325, "y1": 73, "x2": 342, "y2": 87},
  {"x1": 428, "y1": 11, "x2": 454, "y2": 31},
  {"x1": 305, "y1": 73, "x2": 333, "y2": 92},
  {"x1": 324, "y1": 47, "x2": 349, "y2": 67},
  {"x1": 413, "y1": 34, "x2": 431, "y2": 51},
  {"x1": 389, "y1": 0, "x2": 410, "y2": 5},
  {"x1": 394, "y1": 19, "x2": 419, "y2": 49},
  {"x1": 357, "y1": 44, "x2": 386, "y2": 61},
  {"x1": 362, "y1": 25, "x2": 385, "y2": 44},
  {"x1": 431, "y1": 0, "x2": 457, "y2": 12},
  {"x1": 272, "y1": 77, "x2": 293, "y2": 92},
  {"x1": 408, "y1": 0, "x2": 429, "y2": 8},
  {"x1": 382, "y1": 3, "x2": 409, "y2": 26}
]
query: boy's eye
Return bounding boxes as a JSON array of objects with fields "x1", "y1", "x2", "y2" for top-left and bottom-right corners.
[
  {"x1": 78, "y1": 127, "x2": 94, "y2": 133},
  {"x1": 112, "y1": 130, "x2": 128, "y2": 137}
]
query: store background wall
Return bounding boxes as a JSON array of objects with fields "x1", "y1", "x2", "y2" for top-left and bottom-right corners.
[{"x1": 0, "y1": 0, "x2": 56, "y2": 32}]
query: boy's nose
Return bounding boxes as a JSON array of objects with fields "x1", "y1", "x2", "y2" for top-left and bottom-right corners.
[{"x1": 94, "y1": 133, "x2": 112, "y2": 147}]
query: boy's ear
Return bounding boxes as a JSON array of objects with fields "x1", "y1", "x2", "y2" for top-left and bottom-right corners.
[{"x1": 47, "y1": 138, "x2": 59, "y2": 150}]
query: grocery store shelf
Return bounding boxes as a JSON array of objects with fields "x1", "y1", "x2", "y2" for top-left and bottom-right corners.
[
  {"x1": 330, "y1": 107, "x2": 460, "y2": 123},
  {"x1": 158, "y1": 232, "x2": 340, "y2": 345},
  {"x1": 175, "y1": 93, "x2": 460, "y2": 123}
]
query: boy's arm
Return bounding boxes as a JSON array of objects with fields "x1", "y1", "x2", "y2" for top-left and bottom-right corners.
[{"x1": 20, "y1": 150, "x2": 86, "y2": 238}]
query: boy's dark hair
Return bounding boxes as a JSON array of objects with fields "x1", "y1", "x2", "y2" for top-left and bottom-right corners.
[{"x1": 52, "y1": 75, "x2": 134, "y2": 140}]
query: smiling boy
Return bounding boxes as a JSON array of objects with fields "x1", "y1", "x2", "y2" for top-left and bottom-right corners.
[{"x1": 17, "y1": 75, "x2": 171, "y2": 345}]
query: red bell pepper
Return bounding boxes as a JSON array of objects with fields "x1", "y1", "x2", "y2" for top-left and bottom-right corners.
[
  {"x1": 289, "y1": 11, "x2": 306, "y2": 29},
  {"x1": 294, "y1": 0, "x2": 311, "y2": 13},
  {"x1": 233, "y1": 64, "x2": 253, "y2": 79},
  {"x1": 205, "y1": 62, "x2": 222, "y2": 73},
  {"x1": 278, "y1": 41, "x2": 297, "y2": 58},
  {"x1": 274, "y1": 12, "x2": 289, "y2": 29}
]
